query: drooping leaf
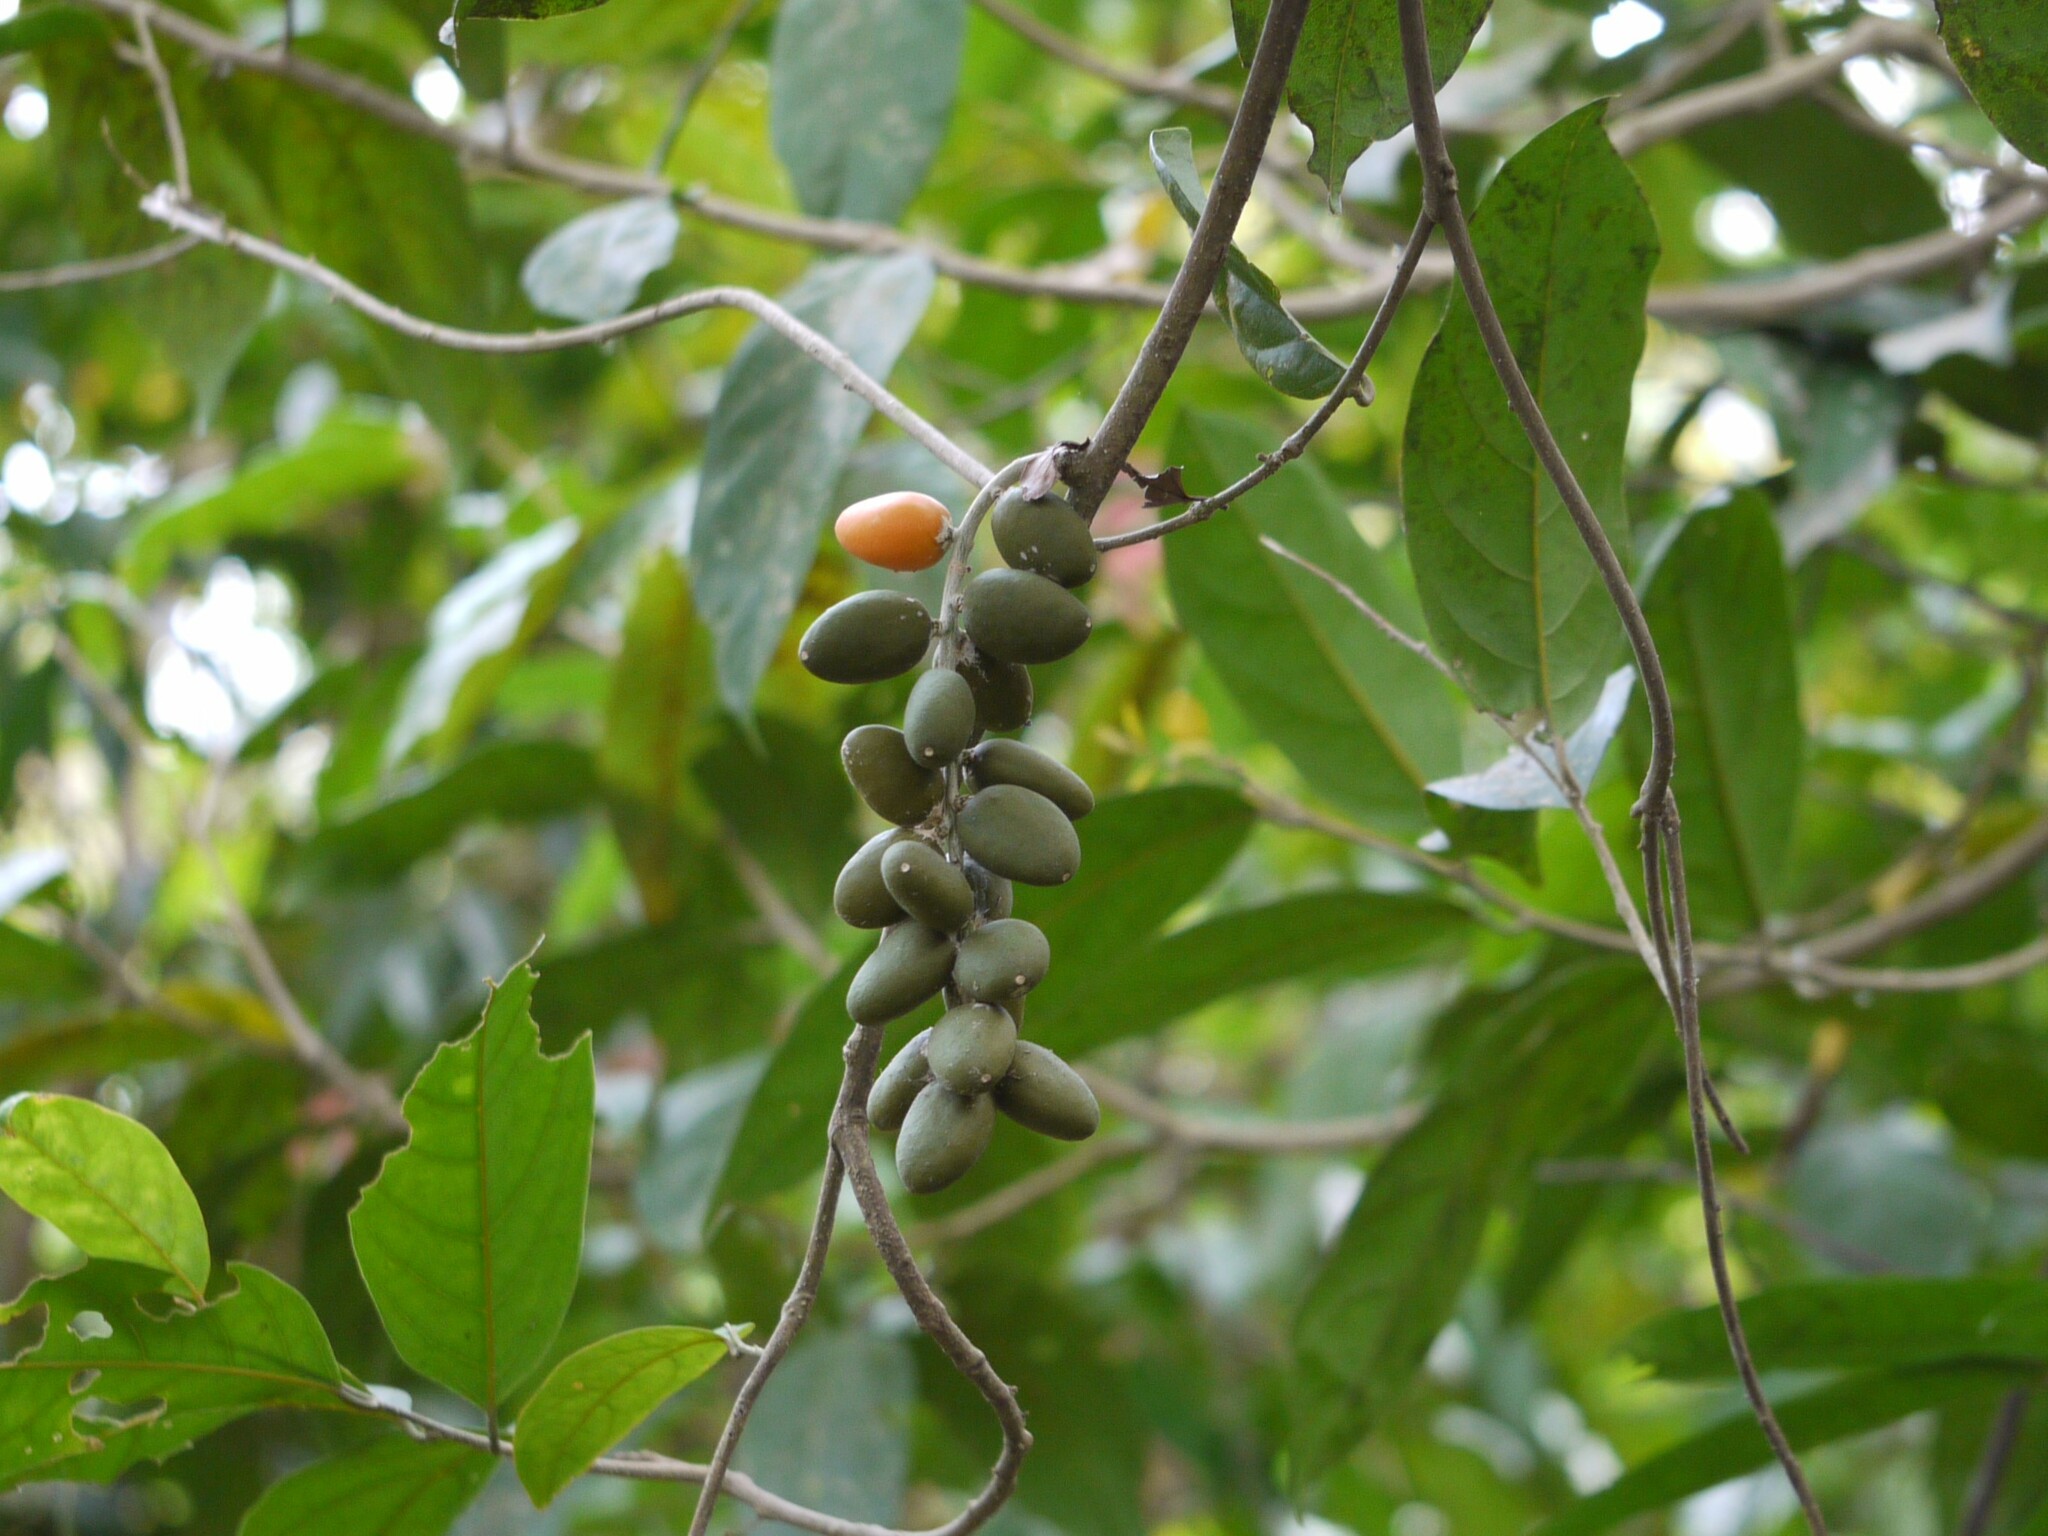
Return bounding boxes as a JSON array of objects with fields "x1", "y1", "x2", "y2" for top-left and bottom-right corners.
[
  {"x1": 1289, "y1": 964, "x2": 1661, "y2": 1483},
  {"x1": 516, "y1": 1325, "x2": 736, "y2": 1505},
  {"x1": 1149, "y1": 130, "x2": 1354, "y2": 398},
  {"x1": 1534, "y1": 1366, "x2": 2027, "y2": 1536},
  {"x1": 735, "y1": 1329, "x2": 915, "y2": 1536},
  {"x1": 1231, "y1": 0, "x2": 1493, "y2": 200},
  {"x1": 1627, "y1": 1276, "x2": 2048, "y2": 1380},
  {"x1": 601, "y1": 548, "x2": 700, "y2": 923},
  {"x1": 1166, "y1": 412, "x2": 1461, "y2": 833},
  {"x1": 769, "y1": 0, "x2": 966, "y2": 225},
  {"x1": 520, "y1": 196, "x2": 681, "y2": 323},
  {"x1": 1634, "y1": 496, "x2": 1802, "y2": 934},
  {"x1": 691, "y1": 253, "x2": 936, "y2": 716},
  {"x1": 122, "y1": 411, "x2": 419, "y2": 591},
  {"x1": 349, "y1": 962, "x2": 595, "y2": 1415},
  {"x1": 239, "y1": 1434, "x2": 494, "y2": 1536},
  {"x1": 299, "y1": 740, "x2": 597, "y2": 886},
  {"x1": 384, "y1": 519, "x2": 585, "y2": 767},
  {"x1": 637, "y1": 1053, "x2": 768, "y2": 1251},
  {"x1": 1940, "y1": 0, "x2": 2048, "y2": 166},
  {"x1": 1428, "y1": 666, "x2": 1635, "y2": 810},
  {"x1": 0, "y1": 1262, "x2": 343, "y2": 1491},
  {"x1": 0, "y1": 1094, "x2": 209, "y2": 1300},
  {"x1": 1402, "y1": 102, "x2": 1658, "y2": 732}
]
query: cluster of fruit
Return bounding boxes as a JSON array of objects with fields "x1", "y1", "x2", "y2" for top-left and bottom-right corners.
[{"x1": 801, "y1": 486, "x2": 1104, "y2": 1193}]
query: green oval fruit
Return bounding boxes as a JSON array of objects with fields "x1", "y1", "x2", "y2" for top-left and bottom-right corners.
[
  {"x1": 842, "y1": 725, "x2": 943, "y2": 825},
  {"x1": 903, "y1": 668, "x2": 978, "y2": 765},
  {"x1": 992, "y1": 490, "x2": 1098, "y2": 588},
  {"x1": 958, "y1": 653, "x2": 1034, "y2": 734},
  {"x1": 868, "y1": 1028, "x2": 933, "y2": 1133},
  {"x1": 995, "y1": 1041, "x2": 1100, "y2": 1141},
  {"x1": 881, "y1": 839, "x2": 976, "y2": 933},
  {"x1": 847, "y1": 921, "x2": 956, "y2": 1026},
  {"x1": 965, "y1": 739, "x2": 1094, "y2": 821},
  {"x1": 896, "y1": 1083, "x2": 995, "y2": 1194},
  {"x1": 835, "y1": 828, "x2": 912, "y2": 929},
  {"x1": 926, "y1": 1003, "x2": 1018, "y2": 1094},
  {"x1": 957, "y1": 784, "x2": 1080, "y2": 886},
  {"x1": 960, "y1": 569, "x2": 1093, "y2": 666},
  {"x1": 799, "y1": 591, "x2": 933, "y2": 684},
  {"x1": 952, "y1": 918, "x2": 1050, "y2": 1003},
  {"x1": 965, "y1": 859, "x2": 1014, "y2": 920}
]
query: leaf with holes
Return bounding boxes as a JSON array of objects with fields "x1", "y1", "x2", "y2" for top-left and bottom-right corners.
[
  {"x1": 0, "y1": 1094, "x2": 209, "y2": 1301},
  {"x1": 1402, "y1": 102, "x2": 1657, "y2": 732},
  {"x1": 349, "y1": 960, "x2": 594, "y2": 1417},
  {"x1": 516, "y1": 1325, "x2": 738, "y2": 1504}
]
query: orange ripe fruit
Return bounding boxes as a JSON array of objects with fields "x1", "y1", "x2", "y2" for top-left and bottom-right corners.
[{"x1": 834, "y1": 491, "x2": 951, "y2": 572}]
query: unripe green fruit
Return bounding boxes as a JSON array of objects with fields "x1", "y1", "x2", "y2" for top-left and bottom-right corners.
[
  {"x1": 847, "y1": 921, "x2": 956, "y2": 1026},
  {"x1": 958, "y1": 652, "x2": 1034, "y2": 734},
  {"x1": 896, "y1": 1083, "x2": 995, "y2": 1194},
  {"x1": 881, "y1": 839, "x2": 976, "y2": 933},
  {"x1": 868, "y1": 1028, "x2": 933, "y2": 1133},
  {"x1": 958, "y1": 784, "x2": 1081, "y2": 886},
  {"x1": 904, "y1": 668, "x2": 978, "y2": 765},
  {"x1": 995, "y1": 1041, "x2": 1100, "y2": 1141},
  {"x1": 799, "y1": 591, "x2": 933, "y2": 684},
  {"x1": 992, "y1": 490, "x2": 1099, "y2": 588},
  {"x1": 966, "y1": 859, "x2": 1014, "y2": 920},
  {"x1": 961, "y1": 569, "x2": 1093, "y2": 666},
  {"x1": 834, "y1": 828, "x2": 912, "y2": 929},
  {"x1": 965, "y1": 739, "x2": 1094, "y2": 821},
  {"x1": 926, "y1": 1003, "x2": 1018, "y2": 1094},
  {"x1": 842, "y1": 725, "x2": 943, "y2": 825},
  {"x1": 952, "y1": 918, "x2": 1051, "y2": 1003}
]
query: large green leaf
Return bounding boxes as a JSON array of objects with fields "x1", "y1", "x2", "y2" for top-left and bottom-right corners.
[
  {"x1": 1148, "y1": 130, "x2": 1353, "y2": 399},
  {"x1": 121, "y1": 412, "x2": 419, "y2": 591},
  {"x1": 1289, "y1": 964, "x2": 1661, "y2": 1483},
  {"x1": 239, "y1": 1434, "x2": 494, "y2": 1536},
  {"x1": 0, "y1": 1093, "x2": 209, "y2": 1300},
  {"x1": 1232, "y1": 0, "x2": 1492, "y2": 199},
  {"x1": 1938, "y1": 1, "x2": 2048, "y2": 168},
  {"x1": 349, "y1": 962, "x2": 595, "y2": 1415},
  {"x1": 1628, "y1": 1276, "x2": 2048, "y2": 1380},
  {"x1": 1637, "y1": 495, "x2": 1801, "y2": 934},
  {"x1": 0, "y1": 1261, "x2": 344, "y2": 1491},
  {"x1": 384, "y1": 519, "x2": 585, "y2": 766},
  {"x1": 770, "y1": 0, "x2": 965, "y2": 224},
  {"x1": 736, "y1": 1329, "x2": 915, "y2": 1536},
  {"x1": 692, "y1": 253, "x2": 936, "y2": 716},
  {"x1": 1401, "y1": 102, "x2": 1657, "y2": 732},
  {"x1": 516, "y1": 1325, "x2": 734, "y2": 1505},
  {"x1": 1535, "y1": 1366, "x2": 2027, "y2": 1536},
  {"x1": 1167, "y1": 413, "x2": 1461, "y2": 833}
]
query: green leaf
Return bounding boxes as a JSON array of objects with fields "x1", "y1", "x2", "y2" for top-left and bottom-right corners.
[
  {"x1": 349, "y1": 961, "x2": 595, "y2": 1415},
  {"x1": 1232, "y1": 0, "x2": 1492, "y2": 200},
  {"x1": 299, "y1": 740, "x2": 598, "y2": 886},
  {"x1": 384, "y1": 519, "x2": 585, "y2": 767},
  {"x1": 1534, "y1": 1366, "x2": 2025, "y2": 1536},
  {"x1": 0, "y1": 1261, "x2": 343, "y2": 1491},
  {"x1": 1627, "y1": 1276, "x2": 2048, "y2": 1380},
  {"x1": 122, "y1": 412, "x2": 420, "y2": 592},
  {"x1": 240, "y1": 1434, "x2": 494, "y2": 1536},
  {"x1": 692, "y1": 253, "x2": 936, "y2": 716},
  {"x1": 1636, "y1": 495, "x2": 1801, "y2": 933},
  {"x1": 0, "y1": 847, "x2": 67, "y2": 918},
  {"x1": 520, "y1": 196, "x2": 680, "y2": 323},
  {"x1": 735, "y1": 1329, "x2": 914, "y2": 1535},
  {"x1": 0, "y1": 1014, "x2": 213, "y2": 1091},
  {"x1": 1148, "y1": 130, "x2": 1354, "y2": 398},
  {"x1": 1401, "y1": 102, "x2": 1657, "y2": 732},
  {"x1": 1166, "y1": 413, "x2": 1461, "y2": 832},
  {"x1": 1428, "y1": 666, "x2": 1635, "y2": 810},
  {"x1": 601, "y1": 548, "x2": 700, "y2": 923},
  {"x1": 461, "y1": 0, "x2": 610, "y2": 21},
  {"x1": 1940, "y1": 0, "x2": 2048, "y2": 166},
  {"x1": 637, "y1": 1054, "x2": 769, "y2": 1250},
  {"x1": 515, "y1": 1325, "x2": 735, "y2": 1505},
  {"x1": 0, "y1": 927, "x2": 96, "y2": 1002},
  {"x1": 1289, "y1": 964, "x2": 1661, "y2": 1483},
  {"x1": 770, "y1": 0, "x2": 965, "y2": 225},
  {"x1": 0, "y1": 1094, "x2": 209, "y2": 1301},
  {"x1": 1029, "y1": 889, "x2": 1468, "y2": 1056}
]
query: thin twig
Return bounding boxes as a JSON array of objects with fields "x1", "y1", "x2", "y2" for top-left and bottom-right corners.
[
  {"x1": 137, "y1": 188, "x2": 992, "y2": 491},
  {"x1": 1082, "y1": 1069, "x2": 1422, "y2": 1152},
  {"x1": 0, "y1": 236, "x2": 198, "y2": 291},
  {"x1": 1095, "y1": 210, "x2": 1436, "y2": 552},
  {"x1": 907, "y1": 1132, "x2": 1154, "y2": 1245},
  {"x1": 719, "y1": 822, "x2": 836, "y2": 978},
  {"x1": 1065, "y1": 0, "x2": 1311, "y2": 519},
  {"x1": 128, "y1": 6, "x2": 190, "y2": 198},
  {"x1": 649, "y1": 0, "x2": 762, "y2": 174},
  {"x1": 970, "y1": 0, "x2": 1237, "y2": 116}
]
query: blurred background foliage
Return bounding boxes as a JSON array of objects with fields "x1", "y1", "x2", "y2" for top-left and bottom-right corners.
[{"x1": 3, "y1": 0, "x2": 2048, "y2": 1533}]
